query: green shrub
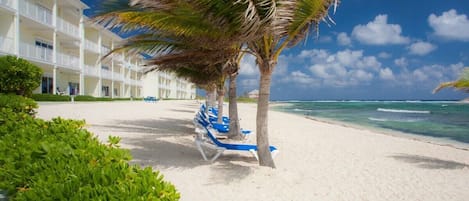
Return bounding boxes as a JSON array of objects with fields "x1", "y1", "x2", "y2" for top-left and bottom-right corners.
[
  {"x1": 0, "y1": 55, "x2": 42, "y2": 97},
  {"x1": 0, "y1": 110, "x2": 179, "y2": 200},
  {"x1": 0, "y1": 94, "x2": 38, "y2": 116},
  {"x1": 31, "y1": 94, "x2": 71, "y2": 101}
]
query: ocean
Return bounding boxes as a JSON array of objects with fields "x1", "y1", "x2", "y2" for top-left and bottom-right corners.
[{"x1": 272, "y1": 101, "x2": 469, "y2": 147}]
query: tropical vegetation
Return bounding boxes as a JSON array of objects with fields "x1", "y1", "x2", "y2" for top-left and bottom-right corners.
[
  {"x1": 0, "y1": 94, "x2": 179, "y2": 200},
  {"x1": 433, "y1": 67, "x2": 469, "y2": 94},
  {"x1": 93, "y1": 0, "x2": 338, "y2": 168},
  {"x1": 0, "y1": 55, "x2": 42, "y2": 97}
]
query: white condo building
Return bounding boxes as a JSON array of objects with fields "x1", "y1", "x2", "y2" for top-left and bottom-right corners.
[{"x1": 0, "y1": 0, "x2": 196, "y2": 99}]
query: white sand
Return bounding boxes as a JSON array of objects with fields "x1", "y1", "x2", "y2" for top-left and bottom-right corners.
[{"x1": 37, "y1": 100, "x2": 469, "y2": 201}]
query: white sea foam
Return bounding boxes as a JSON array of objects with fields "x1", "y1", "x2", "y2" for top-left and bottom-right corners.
[
  {"x1": 293, "y1": 108, "x2": 312, "y2": 112},
  {"x1": 377, "y1": 108, "x2": 431, "y2": 114},
  {"x1": 368, "y1": 117, "x2": 423, "y2": 123}
]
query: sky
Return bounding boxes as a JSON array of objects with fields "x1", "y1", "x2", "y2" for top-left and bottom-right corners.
[{"x1": 82, "y1": 0, "x2": 469, "y2": 101}]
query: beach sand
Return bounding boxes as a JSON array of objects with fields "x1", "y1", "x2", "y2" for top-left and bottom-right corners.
[{"x1": 37, "y1": 100, "x2": 469, "y2": 201}]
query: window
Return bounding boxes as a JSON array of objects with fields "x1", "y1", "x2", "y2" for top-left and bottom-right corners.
[
  {"x1": 102, "y1": 86, "x2": 110, "y2": 97},
  {"x1": 68, "y1": 82, "x2": 79, "y2": 95},
  {"x1": 41, "y1": 76, "x2": 53, "y2": 94},
  {"x1": 35, "y1": 39, "x2": 53, "y2": 61}
]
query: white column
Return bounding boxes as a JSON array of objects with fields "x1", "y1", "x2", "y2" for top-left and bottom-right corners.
[
  {"x1": 111, "y1": 40, "x2": 115, "y2": 98},
  {"x1": 97, "y1": 31, "x2": 102, "y2": 97},
  {"x1": 52, "y1": 0, "x2": 57, "y2": 95},
  {"x1": 14, "y1": 1, "x2": 19, "y2": 57},
  {"x1": 53, "y1": 68, "x2": 57, "y2": 94},
  {"x1": 79, "y1": 9, "x2": 85, "y2": 95}
]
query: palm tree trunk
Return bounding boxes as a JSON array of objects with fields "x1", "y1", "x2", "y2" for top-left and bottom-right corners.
[
  {"x1": 227, "y1": 73, "x2": 243, "y2": 140},
  {"x1": 209, "y1": 87, "x2": 216, "y2": 108},
  {"x1": 216, "y1": 87, "x2": 225, "y2": 123},
  {"x1": 256, "y1": 64, "x2": 275, "y2": 168}
]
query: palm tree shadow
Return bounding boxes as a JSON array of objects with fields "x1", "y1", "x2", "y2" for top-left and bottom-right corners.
[
  {"x1": 390, "y1": 154, "x2": 469, "y2": 169},
  {"x1": 92, "y1": 118, "x2": 195, "y2": 137},
  {"x1": 94, "y1": 116, "x2": 258, "y2": 180}
]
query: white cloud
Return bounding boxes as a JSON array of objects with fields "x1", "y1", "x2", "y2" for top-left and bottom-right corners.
[
  {"x1": 337, "y1": 32, "x2": 352, "y2": 46},
  {"x1": 394, "y1": 57, "x2": 408, "y2": 68},
  {"x1": 428, "y1": 9, "x2": 469, "y2": 41},
  {"x1": 304, "y1": 49, "x2": 382, "y2": 87},
  {"x1": 408, "y1": 41, "x2": 437, "y2": 56},
  {"x1": 378, "y1": 52, "x2": 392, "y2": 59},
  {"x1": 394, "y1": 62, "x2": 465, "y2": 86},
  {"x1": 282, "y1": 71, "x2": 319, "y2": 85},
  {"x1": 239, "y1": 54, "x2": 258, "y2": 76},
  {"x1": 352, "y1": 14, "x2": 410, "y2": 45},
  {"x1": 379, "y1": 68, "x2": 395, "y2": 80}
]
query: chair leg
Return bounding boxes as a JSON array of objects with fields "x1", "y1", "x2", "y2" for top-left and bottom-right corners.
[
  {"x1": 210, "y1": 149, "x2": 224, "y2": 162},
  {"x1": 249, "y1": 149, "x2": 259, "y2": 161},
  {"x1": 194, "y1": 140, "x2": 208, "y2": 161}
]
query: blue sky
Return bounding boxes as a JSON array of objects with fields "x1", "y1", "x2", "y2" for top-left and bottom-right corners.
[{"x1": 83, "y1": 0, "x2": 469, "y2": 100}]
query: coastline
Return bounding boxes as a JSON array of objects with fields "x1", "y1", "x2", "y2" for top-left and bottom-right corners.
[
  {"x1": 37, "y1": 101, "x2": 469, "y2": 201},
  {"x1": 270, "y1": 101, "x2": 469, "y2": 151}
]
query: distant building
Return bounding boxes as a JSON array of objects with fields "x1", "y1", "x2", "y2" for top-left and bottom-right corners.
[
  {"x1": 0, "y1": 0, "x2": 196, "y2": 99},
  {"x1": 248, "y1": 89, "x2": 259, "y2": 99}
]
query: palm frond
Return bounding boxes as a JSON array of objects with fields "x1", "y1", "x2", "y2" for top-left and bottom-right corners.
[{"x1": 433, "y1": 68, "x2": 469, "y2": 93}]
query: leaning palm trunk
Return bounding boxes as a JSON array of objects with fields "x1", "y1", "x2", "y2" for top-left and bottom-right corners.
[
  {"x1": 227, "y1": 72, "x2": 243, "y2": 140},
  {"x1": 216, "y1": 86, "x2": 225, "y2": 123},
  {"x1": 256, "y1": 61, "x2": 276, "y2": 168}
]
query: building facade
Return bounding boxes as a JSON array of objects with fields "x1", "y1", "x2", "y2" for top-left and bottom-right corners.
[{"x1": 0, "y1": 0, "x2": 196, "y2": 99}]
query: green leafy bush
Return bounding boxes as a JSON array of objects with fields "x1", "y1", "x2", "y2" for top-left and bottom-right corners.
[
  {"x1": 31, "y1": 94, "x2": 71, "y2": 101},
  {"x1": 0, "y1": 110, "x2": 179, "y2": 200},
  {"x1": 0, "y1": 94, "x2": 38, "y2": 116},
  {"x1": 74, "y1": 95, "x2": 112, "y2": 101},
  {"x1": 0, "y1": 55, "x2": 42, "y2": 97}
]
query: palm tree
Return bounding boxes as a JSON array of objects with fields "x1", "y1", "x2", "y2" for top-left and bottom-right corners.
[
  {"x1": 433, "y1": 68, "x2": 469, "y2": 94},
  {"x1": 247, "y1": 0, "x2": 338, "y2": 167},
  {"x1": 94, "y1": 0, "x2": 276, "y2": 140}
]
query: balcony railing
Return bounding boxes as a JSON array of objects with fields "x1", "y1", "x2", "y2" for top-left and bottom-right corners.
[
  {"x1": 19, "y1": 0, "x2": 52, "y2": 26},
  {"x1": 85, "y1": 39, "x2": 99, "y2": 53},
  {"x1": 0, "y1": 0, "x2": 14, "y2": 9},
  {"x1": 132, "y1": 80, "x2": 143, "y2": 87},
  {"x1": 101, "y1": 69, "x2": 113, "y2": 80},
  {"x1": 112, "y1": 72, "x2": 123, "y2": 81},
  {"x1": 19, "y1": 42, "x2": 52, "y2": 63},
  {"x1": 56, "y1": 52, "x2": 79, "y2": 70},
  {"x1": 0, "y1": 36, "x2": 14, "y2": 54},
  {"x1": 84, "y1": 65, "x2": 99, "y2": 77},
  {"x1": 101, "y1": 46, "x2": 110, "y2": 55},
  {"x1": 57, "y1": 17, "x2": 79, "y2": 38}
]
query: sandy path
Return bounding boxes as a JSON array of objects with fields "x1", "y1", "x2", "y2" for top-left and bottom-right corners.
[{"x1": 37, "y1": 101, "x2": 469, "y2": 201}]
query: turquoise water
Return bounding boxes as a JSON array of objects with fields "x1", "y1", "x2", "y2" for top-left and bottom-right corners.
[{"x1": 273, "y1": 101, "x2": 469, "y2": 144}]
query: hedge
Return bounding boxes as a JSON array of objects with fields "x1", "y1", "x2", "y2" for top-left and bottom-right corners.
[
  {"x1": 0, "y1": 96, "x2": 179, "y2": 200},
  {"x1": 0, "y1": 55, "x2": 42, "y2": 97}
]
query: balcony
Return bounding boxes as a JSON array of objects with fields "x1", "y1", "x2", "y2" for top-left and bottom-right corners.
[
  {"x1": 85, "y1": 39, "x2": 99, "y2": 53},
  {"x1": 0, "y1": 36, "x2": 14, "y2": 54},
  {"x1": 84, "y1": 65, "x2": 99, "y2": 77},
  {"x1": 112, "y1": 72, "x2": 123, "y2": 81},
  {"x1": 19, "y1": 42, "x2": 52, "y2": 63},
  {"x1": 0, "y1": 0, "x2": 14, "y2": 10},
  {"x1": 132, "y1": 79, "x2": 143, "y2": 87},
  {"x1": 19, "y1": 0, "x2": 52, "y2": 26},
  {"x1": 101, "y1": 69, "x2": 113, "y2": 80},
  {"x1": 56, "y1": 52, "x2": 79, "y2": 70},
  {"x1": 101, "y1": 46, "x2": 110, "y2": 55},
  {"x1": 57, "y1": 17, "x2": 79, "y2": 38}
]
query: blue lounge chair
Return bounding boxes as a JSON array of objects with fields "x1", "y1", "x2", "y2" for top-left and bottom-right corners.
[
  {"x1": 196, "y1": 111, "x2": 252, "y2": 137},
  {"x1": 193, "y1": 120, "x2": 278, "y2": 162}
]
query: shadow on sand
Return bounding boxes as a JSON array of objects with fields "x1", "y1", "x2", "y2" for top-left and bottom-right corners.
[
  {"x1": 390, "y1": 154, "x2": 469, "y2": 169},
  {"x1": 97, "y1": 117, "x2": 258, "y2": 183}
]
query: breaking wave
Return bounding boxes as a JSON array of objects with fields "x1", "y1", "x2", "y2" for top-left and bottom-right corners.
[{"x1": 377, "y1": 108, "x2": 431, "y2": 114}]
